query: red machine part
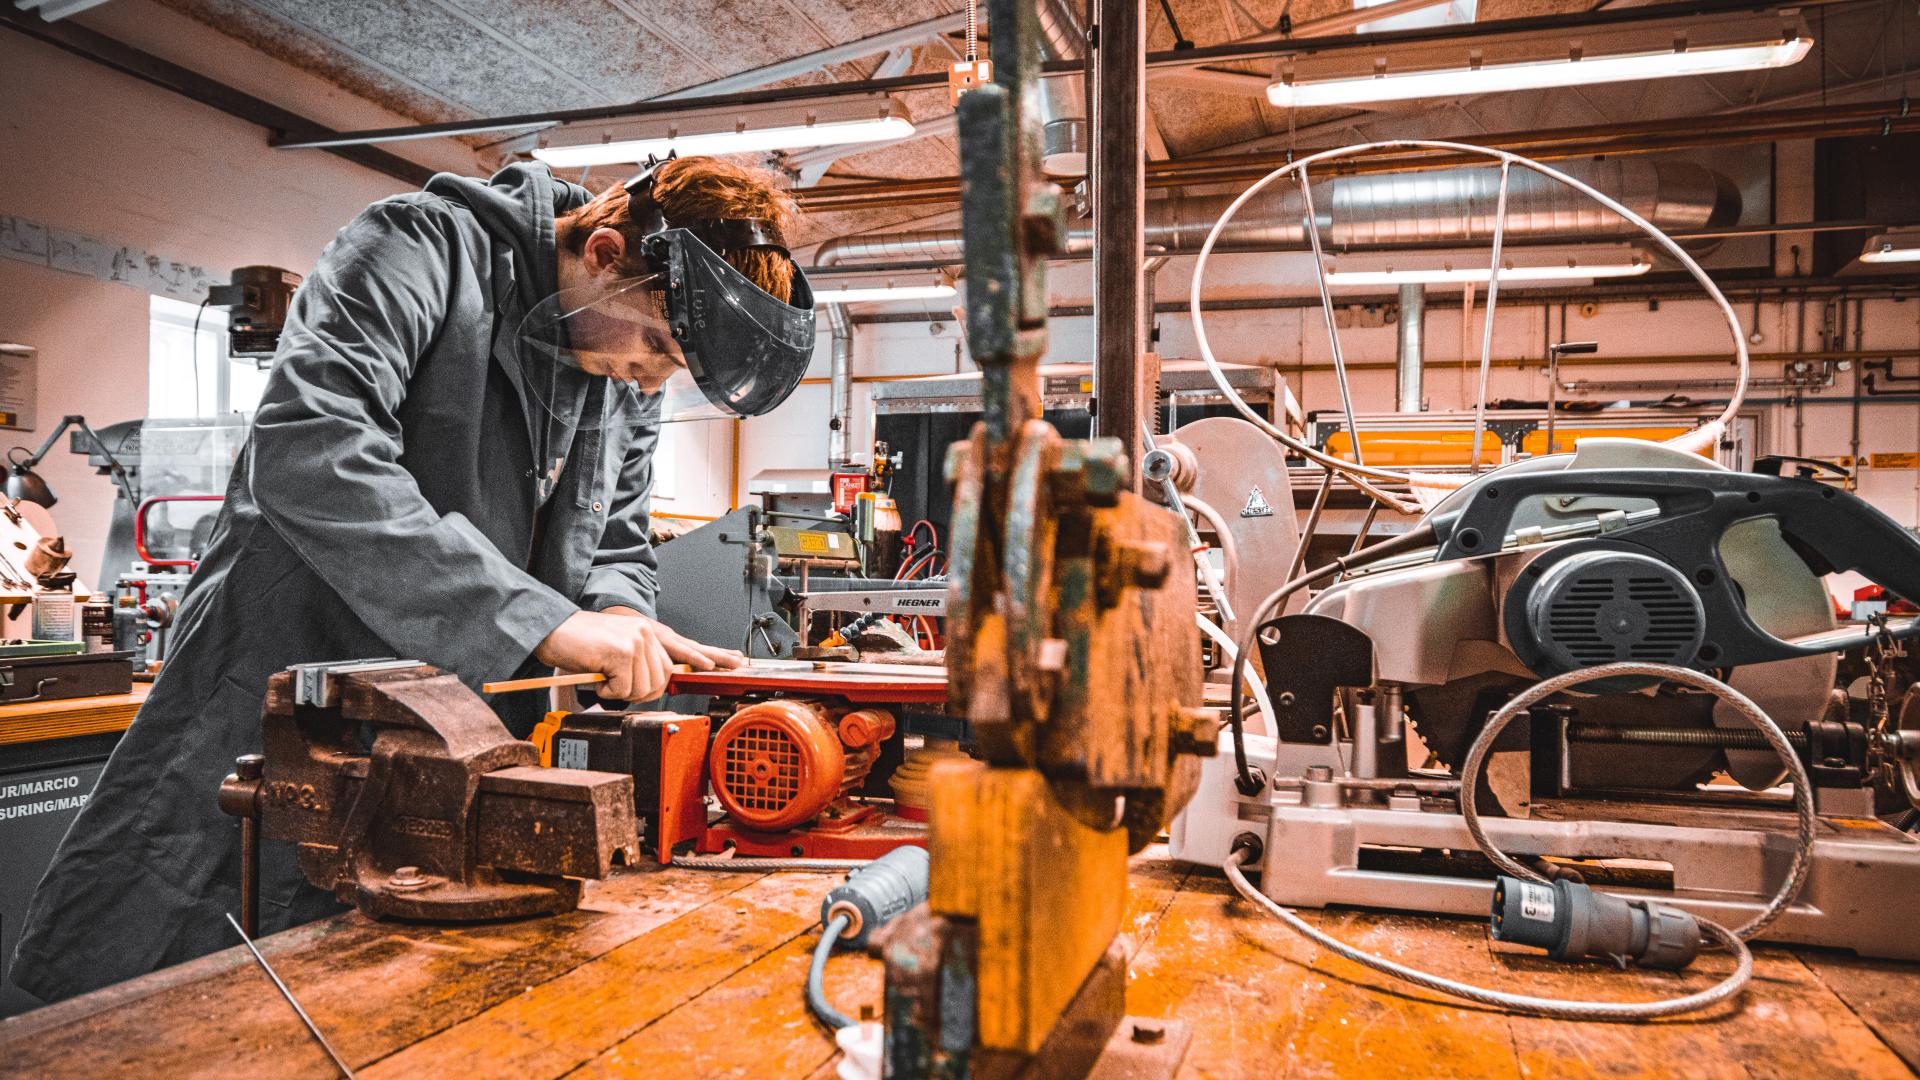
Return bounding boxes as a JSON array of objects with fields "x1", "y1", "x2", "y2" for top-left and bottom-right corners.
[
  {"x1": 706, "y1": 699, "x2": 901, "y2": 837},
  {"x1": 1854, "y1": 583, "x2": 1920, "y2": 616},
  {"x1": 134, "y1": 495, "x2": 223, "y2": 571}
]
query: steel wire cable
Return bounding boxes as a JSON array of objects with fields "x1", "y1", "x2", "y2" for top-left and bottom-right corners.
[
  {"x1": 1225, "y1": 662, "x2": 1817, "y2": 1020},
  {"x1": 1187, "y1": 140, "x2": 1755, "y2": 513}
]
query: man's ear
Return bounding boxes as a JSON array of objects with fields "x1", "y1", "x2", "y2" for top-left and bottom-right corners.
[{"x1": 582, "y1": 227, "x2": 627, "y2": 275}]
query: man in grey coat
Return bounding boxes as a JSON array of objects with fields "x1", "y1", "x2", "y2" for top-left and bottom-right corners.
[{"x1": 10, "y1": 156, "x2": 814, "y2": 1003}]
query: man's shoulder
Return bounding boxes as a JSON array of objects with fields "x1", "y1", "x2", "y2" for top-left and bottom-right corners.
[
  {"x1": 360, "y1": 191, "x2": 473, "y2": 230},
  {"x1": 334, "y1": 192, "x2": 489, "y2": 259}
]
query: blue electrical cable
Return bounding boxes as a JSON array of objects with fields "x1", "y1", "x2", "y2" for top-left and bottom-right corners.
[{"x1": 807, "y1": 912, "x2": 856, "y2": 1030}]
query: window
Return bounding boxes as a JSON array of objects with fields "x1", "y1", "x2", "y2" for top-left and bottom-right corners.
[{"x1": 148, "y1": 295, "x2": 269, "y2": 418}]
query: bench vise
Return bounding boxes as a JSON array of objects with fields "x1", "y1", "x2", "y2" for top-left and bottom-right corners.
[{"x1": 219, "y1": 659, "x2": 639, "y2": 930}]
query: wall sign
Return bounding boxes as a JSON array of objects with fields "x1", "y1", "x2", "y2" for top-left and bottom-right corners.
[
  {"x1": 0, "y1": 345, "x2": 35, "y2": 431},
  {"x1": 0, "y1": 212, "x2": 225, "y2": 303}
]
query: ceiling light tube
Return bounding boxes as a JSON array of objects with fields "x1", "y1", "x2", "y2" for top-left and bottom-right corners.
[
  {"x1": 1859, "y1": 229, "x2": 1920, "y2": 264},
  {"x1": 813, "y1": 283, "x2": 958, "y2": 306},
  {"x1": 532, "y1": 96, "x2": 915, "y2": 169},
  {"x1": 1323, "y1": 251, "x2": 1652, "y2": 287},
  {"x1": 1269, "y1": 36, "x2": 1812, "y2": 108}
]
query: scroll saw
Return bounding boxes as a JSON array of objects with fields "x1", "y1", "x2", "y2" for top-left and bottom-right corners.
[
  {"x1": 531, "y1": 660, "x2": 953, "y2": 863},
  {"x1": 1174, "y1": 440, "x2": 1920, "y2": 959}
]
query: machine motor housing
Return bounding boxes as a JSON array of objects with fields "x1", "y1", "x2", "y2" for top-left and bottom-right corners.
[{"x1": 1504, "y1": 545, "x2": 1708, "y2": 678}]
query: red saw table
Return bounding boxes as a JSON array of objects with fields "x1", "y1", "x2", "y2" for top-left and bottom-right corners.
[
  {"x1": 668, "y1": 663, "x2": 948, "y2": 705},
  {"x1": 2, "y1": 846, "x2": 1917, "y2": 1078}
]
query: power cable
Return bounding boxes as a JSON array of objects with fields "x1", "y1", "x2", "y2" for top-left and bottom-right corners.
[
  {"x1": 808, "y1": 913, "x2": 857, "y2": 1030},
  {"x1": 190, "y1": 297, "x2": 211, "y2": 417}
]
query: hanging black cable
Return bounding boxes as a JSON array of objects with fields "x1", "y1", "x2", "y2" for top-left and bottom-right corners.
[{"x1": 1156, "y1": 0, "x2": 1195, "y2": 49}]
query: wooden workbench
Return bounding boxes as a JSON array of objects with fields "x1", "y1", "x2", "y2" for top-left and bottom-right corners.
[
  {"x1": 0, "y1": 682, "x2": 147, "y2": 747},
  {"x1": 2, "y1": 847, "x2": 1916, "y2": 1079}
]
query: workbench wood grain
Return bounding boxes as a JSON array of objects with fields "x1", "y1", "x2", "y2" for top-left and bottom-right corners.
[{"x1": 2, "y1": 849, "x2": 1915, "y2": 1079}]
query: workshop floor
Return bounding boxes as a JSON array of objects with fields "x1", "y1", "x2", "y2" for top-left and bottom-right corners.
[{"x1": 2, "y1": 848, "x2": 1916, "y2": 1078}]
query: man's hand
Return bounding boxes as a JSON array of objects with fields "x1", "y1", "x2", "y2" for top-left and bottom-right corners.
[{"x1": 533, "y1": 609, "x2": 746, "y2": 702}]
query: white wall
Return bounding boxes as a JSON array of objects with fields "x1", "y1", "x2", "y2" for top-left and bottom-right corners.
[{"x1": 0, "y1": 5, "x2": 479, "y2": 582}]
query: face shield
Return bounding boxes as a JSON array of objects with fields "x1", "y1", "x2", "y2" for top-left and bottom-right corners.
[
  {"x1": 516, "y1": 168, "x2": 817, "y2": 432},
  {"x1": 517, "y1": 274, "x2": 718, "y2": 430}
]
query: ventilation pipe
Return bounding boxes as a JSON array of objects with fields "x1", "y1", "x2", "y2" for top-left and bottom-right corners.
[
  {"x1": 1036, "y1": 0, "x2": 1088, "y2": 177},
  {"x1": 1396, "y1": 284, "x2": 1425, "y2": 412},
  {"x1": 812, "y1": 159, "x2": 1737, "y2": 265},
  {"x1": 826, "y1": 303, "x2": 853, "y2": 468}
]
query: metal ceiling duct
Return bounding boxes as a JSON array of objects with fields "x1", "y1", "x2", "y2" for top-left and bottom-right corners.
[
  {"x1": 1036, "y1": 0, "x2": 1088, "y2": 177},
  {"x1": 811, "y1": 158, "x2": 1739, "y2": 265},
  {"x1": 826, "y1": 303, "x2": 854, "y2": 467}
]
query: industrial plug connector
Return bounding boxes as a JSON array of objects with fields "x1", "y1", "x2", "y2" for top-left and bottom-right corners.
[
  {"x1": 821, "y1": 845, "x2": 930, "y2": 948},
  {"x1": 1491, "y1": 875, "x2": 1701, "y2": 970},
  {"x1": 810, "y1": 846, "x2": 931, "y2": 1032}
]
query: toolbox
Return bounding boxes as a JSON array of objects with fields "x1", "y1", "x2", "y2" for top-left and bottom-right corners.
[{"x1": 0, "y1": 649, "x2": 135, "y2": 704}]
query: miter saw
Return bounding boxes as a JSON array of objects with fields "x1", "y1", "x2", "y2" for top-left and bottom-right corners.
[{"x1": 1172, "y1": 439, "x2": 1920, "y2": 960}]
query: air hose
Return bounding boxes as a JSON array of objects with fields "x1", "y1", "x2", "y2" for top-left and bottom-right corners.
[
  {"x1": 1228, "y1": 662, "x2": 1817, "y2": 1021},
  {"x1": 805, "y1": 846, "x2": 931, "y2": 1031}
]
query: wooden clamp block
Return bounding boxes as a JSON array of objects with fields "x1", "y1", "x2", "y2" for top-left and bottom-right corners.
[{"x1": 927, "y1": 759, "x2": 1128, "y2": 1055}]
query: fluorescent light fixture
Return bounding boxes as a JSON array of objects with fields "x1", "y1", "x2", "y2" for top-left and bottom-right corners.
[
  {"x1": 1323, "y1": 246, "x2": 1653, "y2": 287},
  {"x1": 532, "y1": 96, "x2": 915, "y2": 169},
  {"x1": 1860, "y1": 229, "x2": 1920, "y2": 264},
  {"x1": 813, "y1": 282, "x2": 958, "y2": 306},
  {"x1": 1267, "y1": 16, "x2": 1813, "y2": 108}
]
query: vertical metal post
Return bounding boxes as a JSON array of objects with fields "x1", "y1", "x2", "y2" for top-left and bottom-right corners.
[
  {"x1": 1395, "y1": 283, "x2": 1425, "y2": 413},
  {"x1": 1090, "y1": 0, "x2": 1146, "y2": 488},
  {"x1": 1544, "y1": 349, "x2": 1561, "y2": 455}
]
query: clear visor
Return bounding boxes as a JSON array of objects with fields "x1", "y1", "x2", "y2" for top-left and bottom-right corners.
[{"x1": 516, "y1": 275, "x2": 728, "y2": 429}]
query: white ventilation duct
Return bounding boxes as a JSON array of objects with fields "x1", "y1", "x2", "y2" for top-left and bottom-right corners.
[
  {"x1": 812, "y1": 158, "x2": 1737, "y2": 265},
  {"x1": 1035, "y1": 0, "x2": 1088, "y2": 177}
]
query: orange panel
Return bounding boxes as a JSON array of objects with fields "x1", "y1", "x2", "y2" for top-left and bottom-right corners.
[
  {"x1": 655, "y1": 715, "x2": 711, "y2": 865},
  {"x1": 1324, "y1": 429, "x2": 1504, "y2": 466},
  {"x1": 1519, "y1": 426, "x2": 1702, "y2": 457}
]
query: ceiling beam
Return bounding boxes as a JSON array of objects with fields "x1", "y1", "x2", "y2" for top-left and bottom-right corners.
[
  {"x1": 0, "y1": 7, "x2": 434, "y2": 186},
  {"x1": 799, "y1": 217, "x2": 1920, "y2": 275},
  {"x1": 791, "y1": 98, "x2": 1919, "y2": 213},
  {"x1": 653, "y1": 12, "x2": 968, "y2": 101}
]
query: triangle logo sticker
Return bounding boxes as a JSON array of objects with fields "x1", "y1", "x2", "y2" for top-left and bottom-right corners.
[{"x1": 1241, "y1": 486, "x2": 1274, "y2": 518}]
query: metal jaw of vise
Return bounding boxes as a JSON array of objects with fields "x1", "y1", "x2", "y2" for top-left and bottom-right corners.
[
  {"x1": 877, "y1": 0, "x2": 1213, "y2": 1075},
  {"x1": 219, "y1": 659, "x2": 639, "y2": 931}
]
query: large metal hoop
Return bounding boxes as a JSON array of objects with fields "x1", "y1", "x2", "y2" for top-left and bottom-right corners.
[{"x1": 1189, "y1": 139, "x2": 1753, "y2": 505}]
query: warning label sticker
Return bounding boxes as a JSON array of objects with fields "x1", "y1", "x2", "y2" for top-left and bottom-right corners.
[{"x1": 1241, "y1": 486, "x2": 1275, "y2": 518}]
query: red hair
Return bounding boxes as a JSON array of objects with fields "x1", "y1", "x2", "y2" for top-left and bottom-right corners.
[{"x1": 557, "y1": 157, "x2": 799, "y2": 302}]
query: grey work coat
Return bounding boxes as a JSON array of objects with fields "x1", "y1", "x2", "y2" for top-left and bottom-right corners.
[{"x1": 10, "y1": 164, "x2": 662, "y2": 1004}]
